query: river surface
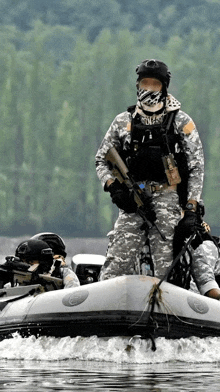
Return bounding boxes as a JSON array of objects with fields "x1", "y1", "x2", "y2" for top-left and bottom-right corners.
[
  {"x1": 0, "y1": 334, "x2": 220, "y2": 391},
  {"x1": 0, "y1": 238, "x2": 220, "y2": 391}
]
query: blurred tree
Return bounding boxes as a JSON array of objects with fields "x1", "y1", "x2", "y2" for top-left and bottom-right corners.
[
  {"x1": 62, "y1": 0, "x2": 130, "y2": 41},
  {"x1": 0, "y1": 17, "x2": 219, "y2": 236},
  {"x1": 0, "y1": 45, "x2": 27, "y2": 230},
  {"x1": 0, "y1": 0, "x2": 219, "y2": 45}
]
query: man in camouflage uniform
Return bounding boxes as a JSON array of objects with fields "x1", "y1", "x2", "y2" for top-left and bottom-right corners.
[{"x1": 95, "y1": 59, "x2": 204, "y2": 280}]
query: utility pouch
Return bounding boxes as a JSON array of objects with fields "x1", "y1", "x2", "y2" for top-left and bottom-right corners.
[{"x1": 162, "y1": 153, "x2": 181, "y2": 186}]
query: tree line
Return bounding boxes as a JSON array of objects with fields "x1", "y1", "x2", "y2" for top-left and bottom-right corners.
[
  {"x1": 0, "y1": 0, "x2": 219, "y2": 44},
  {"x1": 0, "y1": 23, "x2": 220, "y2": 236}
]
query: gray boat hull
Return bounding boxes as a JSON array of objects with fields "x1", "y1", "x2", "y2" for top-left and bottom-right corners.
[{"x1": 0, "y1": 276, "x2": 220, "y2": 340}]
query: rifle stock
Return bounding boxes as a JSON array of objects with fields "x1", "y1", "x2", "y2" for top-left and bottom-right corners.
[{"x1": 105, "y1": 146, "x2": 166, "y2": 240}]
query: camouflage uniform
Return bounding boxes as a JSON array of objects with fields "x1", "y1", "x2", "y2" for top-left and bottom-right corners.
[
  {"x1": 61, "y1": 266, "x2": 80, "y2": 288},
  {"x1": 190, "y1": 240, "x2": 220, "y2": 295},
  {"x1": 96, "y1": 98, "x2": 204, "y2": 280},
  {"x1": 50, "y1": 259, "x2": 80, "y2": 289}
]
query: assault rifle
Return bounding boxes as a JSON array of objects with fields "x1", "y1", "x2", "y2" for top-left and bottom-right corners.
[
  {"x1": 0, "y1": 256, "x2": 63, "y2": 290},
  {"x1": 105, "y1": 146, "x2": 166, "y2": 241}
]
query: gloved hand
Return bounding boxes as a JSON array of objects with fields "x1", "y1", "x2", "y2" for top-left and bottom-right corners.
[
  {"x1": 173, "y1": 211, "x2": 197, "y2": 259},
  {"x1": 108, "y1": 179, "x2": 137, "y2": 213},
  {"x1": 190, "y1": 222, "x2": 211, "y2": 250},
  {"x1": 143, "y1": 205, "x2": 156, "y2": 223},
  {"x1": 175, "y1": 211, "x2": 199, "y2": 239},
  {"x1": 141, "y1": 189, "x2": 156, "y2": 223}
]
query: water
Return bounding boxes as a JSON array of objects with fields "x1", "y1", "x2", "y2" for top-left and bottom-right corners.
[
  {"x1": 0, "y1": 334, "x2": 220, "y2": 391},
  {"x1": 0, "y1": 237, "x2": 219, "y2": 391}
]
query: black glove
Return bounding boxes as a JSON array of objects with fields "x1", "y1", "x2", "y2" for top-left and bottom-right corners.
[
  {"x1": 173, "y1": 211, "x2": 197, "y2": 260},
  {"x1": 190, "y1": 223, "x2": 212, "y2": 250},
  {"x1": 175, "y1": 211, "x2": 200, "y2": 240},
  {"x1": 108, "y1": 179, "x2": 137, "y2": 213},
  {"x1": 51, "y1": 259, "x2": 61, "y2": 277},
  {"x1": 141, "y1": 189, "x2": 156, "y2": 223}
]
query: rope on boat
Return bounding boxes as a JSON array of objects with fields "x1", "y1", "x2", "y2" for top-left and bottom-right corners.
[
  {"x1": 144, "y1": 233, "x2": 197, "y2": 351},
  {"x1": 135, "y1": 227, "x2": 215, "y2": 351}
]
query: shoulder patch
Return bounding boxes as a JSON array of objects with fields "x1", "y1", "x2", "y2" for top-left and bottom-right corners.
[
  {"x1": 127, "y1": 122, "x2": 131, "y2": 131},
  {"x1": 183, "y1": 120, "x2": 195, "y2": 135}
]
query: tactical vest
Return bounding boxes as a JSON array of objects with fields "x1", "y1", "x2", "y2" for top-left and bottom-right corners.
[{"x1": 121, "y1": 106, "x2": 189, "y2": 208}]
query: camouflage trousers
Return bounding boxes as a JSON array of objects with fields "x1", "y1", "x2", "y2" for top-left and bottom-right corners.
[
  {"x1": 190, "y1": 240, "x2": 220, "y2": 295},
  {"x1": 99, "y1": 190, "x2": 182, "y2": 280}
]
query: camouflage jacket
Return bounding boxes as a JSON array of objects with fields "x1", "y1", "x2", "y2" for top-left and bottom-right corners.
[
  {"x1": 95, "y1": 107, "x2": 204, "y2": 203},
  {"x1": 191, "y1": 239, "x2": 220, "y2": 295}
]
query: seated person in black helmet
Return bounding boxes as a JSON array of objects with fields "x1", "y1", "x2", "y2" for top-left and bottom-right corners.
[
  {"x1": 0, "y1": 239, "x2": 55, "y2": 290},
  {"x1": 30, "y1": 232, "x2": 80, "y2": 288}
]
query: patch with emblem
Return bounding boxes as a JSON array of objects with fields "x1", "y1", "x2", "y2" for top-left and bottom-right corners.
[
  {"x1": 183, "y1": 120, "x2": 195, "y2": 135},
  {"x1": 62, "y1": 290, "x2": 89, "y2": 307},
  {"x1": 187, "y1": 295, "x2": 209, "y2": 314}
]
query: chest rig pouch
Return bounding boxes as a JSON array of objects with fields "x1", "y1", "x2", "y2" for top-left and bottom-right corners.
[{"x1": 121, "y1": 107, "x2": 189, "y2": 207}]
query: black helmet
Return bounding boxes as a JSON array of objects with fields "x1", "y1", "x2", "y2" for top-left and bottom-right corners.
[
  {"x1": 136, "y1": 59, "x2": 171, "y2": 89},
  {"x1": 15, "y1": 239, "x2": 53, "y2": 265},
  {"x1": 30, "y1": 232, "x2": 67, "y2": 258}
]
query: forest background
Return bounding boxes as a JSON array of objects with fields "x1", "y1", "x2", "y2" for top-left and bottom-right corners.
[{"x1": 0, "y1": 0, "x2": 220, "y2": 238}]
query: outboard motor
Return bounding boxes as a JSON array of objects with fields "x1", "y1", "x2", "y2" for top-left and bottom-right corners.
[{"x1": 71, "y1": 254, "x2": 105, "y2": 285}]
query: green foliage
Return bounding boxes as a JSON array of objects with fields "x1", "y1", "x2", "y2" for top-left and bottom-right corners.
[
  {"x1": 0, "y1": 2, "x2": 220, "y2": 236},
  {"x1": 0, "y1": 0, "x2": 220, "y2": 44}
]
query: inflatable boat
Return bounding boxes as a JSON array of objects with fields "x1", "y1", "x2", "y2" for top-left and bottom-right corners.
[{"x1": 0, "y1": 253, "x2": 220, "y2": 346}]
